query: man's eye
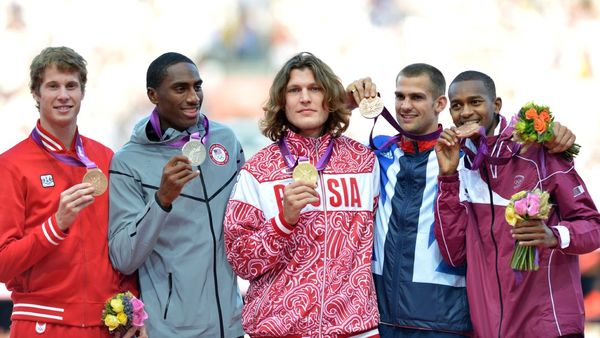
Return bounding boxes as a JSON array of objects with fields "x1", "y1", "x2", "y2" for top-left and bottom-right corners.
[{"x1": 310, "y1": 87, "x2": 321, "y2": 92}]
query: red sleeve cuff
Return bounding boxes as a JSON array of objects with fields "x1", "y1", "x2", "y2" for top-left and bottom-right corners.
[
  {"x1": 271, "y1": 212, "x2": 294, "y2": 237},
  {"x1": 438, "y1": 173, "x2": 459, "y2": 183},
  {"x1": 41, "y1": 215, "x2": 68, "y2": 246}
]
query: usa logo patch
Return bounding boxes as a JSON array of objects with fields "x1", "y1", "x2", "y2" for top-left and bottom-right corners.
[
  {"x1": 209, "y1": 144, "x2": 229, "y2": 166},
  {"x1": 40, "y1": 174, "x2": 55, "y2": 188}
]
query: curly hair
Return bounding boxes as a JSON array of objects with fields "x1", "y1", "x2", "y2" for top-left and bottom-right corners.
[{"x1": 260, "y1": 52, "x2": 350, "y2": 141}]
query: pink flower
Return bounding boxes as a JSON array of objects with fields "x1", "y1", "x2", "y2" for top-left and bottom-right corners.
[
  {"x1": 514, "y1": 198, "x2": 528, "y2": 216},
  {"x1": 526, "y1": 193, "x2": 541, "y2": 216},
  {"x1": 131, "y1": 297, "x2": 148, "y2": 327}
]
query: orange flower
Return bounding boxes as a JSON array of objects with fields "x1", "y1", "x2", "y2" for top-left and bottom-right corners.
[
  {"x1": 525, "y1": 108, "x2": 538, "y2": 120},
  {"x1": 533, "y1": 118, "x2": 547, "y2": 133},
  {"x1": 539, "y1": 110, "x2": 550, "y2": 122}
]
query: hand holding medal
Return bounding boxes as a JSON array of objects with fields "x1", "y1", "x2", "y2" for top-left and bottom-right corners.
[
  {"x1": 359, "y1": 96, "x2": 384, "y2": 119},
  {"x1": 292, "y1": 160, "x2": 318, "y2": 185},
  {"x1": 82, "y1": 168, "x2": 108, "y2": 196},
  {"x1": 181, "y1": 139, "x2": 206, "y2": 166}
]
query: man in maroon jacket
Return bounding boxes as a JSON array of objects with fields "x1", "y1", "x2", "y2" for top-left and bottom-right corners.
[{"x1": 434, "y1": 70, "x2": 600, "y2": 338}]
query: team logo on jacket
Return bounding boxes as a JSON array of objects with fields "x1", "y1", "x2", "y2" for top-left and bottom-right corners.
[
  {"x1": 35, "y1": 321, "x2": 46, "y2": 333},
  {"x1": 209, "y1": 144, "x2": 229, "y2": 165},
  {"x1": 40, "y1": 174, "x2": 55, "y2": 188},
  {"x1": 513, "y1": 175, "x2": 524, "y2": 189}
]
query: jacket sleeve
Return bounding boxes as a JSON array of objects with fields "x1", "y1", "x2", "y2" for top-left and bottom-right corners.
[
  {"x1": 108, "y1": 155, "x2": 169, "y2": 275},
  {"x1": 434, "y1": 173, "x2": 469, "y2": 267},
  {"x1": 224, "y1": 169, "x2": 293, "y2": 281},
  {"x1": 0, "y1": 161, "x2": 68, "y2": 282},
  {"x1": 544, "y1": 153, "x2": 600, "y2": 254},
  {"x1": 371, "y1": 158, "x2": 380, "y2": 215}
]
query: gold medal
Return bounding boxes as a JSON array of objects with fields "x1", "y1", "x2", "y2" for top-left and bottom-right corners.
[
  {"x1": 182, "y1": 139, "x2": 206, "y2": 166},
  {"x1": 359, "y1": 96, "x2": 384, "y2": 118},
  {"x1": 292, "y1": 161, "x2": 319, "y2": 185},
  {"x1": 82, "y1": 168, "x2": 108, "y2": 196}
]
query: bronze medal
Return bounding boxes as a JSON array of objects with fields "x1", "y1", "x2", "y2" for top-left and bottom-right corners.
[
  {"x1": 82, "y1": 168, "x2": 108, "y2": 196},
  {"x1": 182, "y1": 139, "x2": 206, "y2": 166},
  {"x1": 359, "y1": 96, "x2": 384, "y2": 118},
  {"x1": 292, "y1": 161, "x2": 319, "y2": 185}
]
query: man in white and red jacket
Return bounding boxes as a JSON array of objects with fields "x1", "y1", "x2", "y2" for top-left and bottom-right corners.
[
  {"x1": 224, "y1": 52, "x2": 380, "y2": 338},
  {"x1": 434, "y1": 70, "x2": 600, "y2": 338},
  {"x1": 0, "y1": 47, "x2": 139, "y2": 338}
]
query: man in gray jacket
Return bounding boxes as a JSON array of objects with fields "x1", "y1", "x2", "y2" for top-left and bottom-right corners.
[{"x1": 108, "y1": 52, "x2": 245, "y2": 338}]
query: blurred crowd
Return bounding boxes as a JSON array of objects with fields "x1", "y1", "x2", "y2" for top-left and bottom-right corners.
[{"x1": 1, "y1": 0, "x2": 599, "y2": 336}]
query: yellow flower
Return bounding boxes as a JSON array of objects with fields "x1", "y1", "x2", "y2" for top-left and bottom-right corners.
[
  {"x1": 505, "y1": 205, "x2": 518, "y2": 226},
  {"x1": 104, "y1": 314, "x2": 120, "y2": 331},
  {"x1": 117, "y1": 312, "x2": 128, "y2": 325},
  {"x1": 110, "y1": 299, "x2": 124, "y2": 313},
  {"x1": 510, "y1": 191, "x2": 527, "y2": 201}
]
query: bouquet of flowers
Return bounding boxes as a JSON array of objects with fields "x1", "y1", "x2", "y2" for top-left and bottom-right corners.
[
  {"x1": 505, "y1": 189, "x2": 551, "y2": 271},
  {"x1": 513, "y1": 101, "x2": 580, "y2": 160},
  {"x1": 101, "y1": 291, "x2": 148, "y2": 335}
]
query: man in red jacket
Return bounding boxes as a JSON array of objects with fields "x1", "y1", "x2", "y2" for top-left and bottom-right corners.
[{"x1": 0, "y1": 47, "x2": 142, "y2": 338}]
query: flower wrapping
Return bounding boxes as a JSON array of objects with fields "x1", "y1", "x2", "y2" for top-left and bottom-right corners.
[
  {"x1": 505, "y1": 189, "x2": 551, "y2": 271},
  {"x1": 512, "y1": 101, "x2": 580, "y2": 160},
  {"x1": 101, "y1": 291, "x2": 148, "y2": 335}
]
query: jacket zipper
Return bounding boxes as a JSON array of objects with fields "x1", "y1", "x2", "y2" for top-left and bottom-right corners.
[
  {"x1": 81, "y1": 219, "x2": 88, "y2": 327},
  {"x1": 163, "y1": 273, "x2": 172, "y2": 319},
  {"x1": 198, "y1": 166, "x2": 225, "y2": 338},
  {"x1": 483, "y1": 164, "x2": 504, "y2": 338},
  {"x1": 315, "y1": 138, "x2": 328, "y2": 338}
]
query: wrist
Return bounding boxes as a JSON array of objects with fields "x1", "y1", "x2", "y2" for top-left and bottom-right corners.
[{"x1": 154, "y1": 192, "x2": 172, "y2": 212}]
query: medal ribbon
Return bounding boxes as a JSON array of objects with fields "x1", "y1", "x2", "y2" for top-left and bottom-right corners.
[
  {"x1": 278, "y1": 136, "x2": 335, "y2": 173},
  {"x1": 461, "y1": 116, "x2": 521, "y2": 170},
  {"x1": 31, "y1": 126, "x2": 97, "y2": 169},
  {"x1": 368, "y1": 105, "x2": 442, "y2": 150},
  {"x1": 149, "y1": 108, "x2": 209, "y2": 148}
]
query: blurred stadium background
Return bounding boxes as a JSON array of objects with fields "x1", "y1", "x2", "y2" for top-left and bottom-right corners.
[{"x1": 1, "y1": 0, "x2": 599, "y2": 336}]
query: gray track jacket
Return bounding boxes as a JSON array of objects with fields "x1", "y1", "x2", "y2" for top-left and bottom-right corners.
[{"x1": 108, "y1": 115, "x2": 244, "y2": 338}]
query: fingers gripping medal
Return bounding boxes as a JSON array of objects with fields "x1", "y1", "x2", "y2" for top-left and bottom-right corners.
[
  {"x1": 292, "y1": 160, "x2": 319, "y2": 185},
  {"x1": 359, "y1": 96, "x2": 384, "y2": 119},
  {"x1": 82, "y1": 168, "x2": 108, "y2": 196},
  {"x1": 182, "y1": 139, "x2": 206, "y2": 166}
]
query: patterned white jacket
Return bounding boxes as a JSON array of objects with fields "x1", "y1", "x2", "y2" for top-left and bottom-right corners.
[{"x1": 225, "y1": 130, "x2": 380, "y2": 337}]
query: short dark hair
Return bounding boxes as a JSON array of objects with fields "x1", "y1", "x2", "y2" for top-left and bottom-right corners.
[
  {"x1": 146, "y1": 52, "x2": 195, "y2": 89},
  {"x1": 450, "y1": 70, "x2": 496, "y2": 98},
  {"x1": 260, "y1": 52, "x2": 349, "y2": 141},
  {"x1": 30, "y1": 46, "x2": 87, "y2": 96},
  {"x1": 396, "y1": 63, "x2": 446, "y2": 98}
]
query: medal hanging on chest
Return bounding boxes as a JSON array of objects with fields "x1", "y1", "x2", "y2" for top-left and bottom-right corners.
[
  {"x1": 31, "y1": 126, "x2": 107, "y2": 196},
  {"x1": 278, "y1": 136, "x2": 334, "y2": 185},
  {"x1": 75, "y1": 137, "x2": 108, "y2": 196},
  {"x1": 150, "y1": 109, "x2": 210, "y2": 166}
]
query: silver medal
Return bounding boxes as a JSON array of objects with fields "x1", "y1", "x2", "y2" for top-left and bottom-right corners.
[
  {"x1": 182, "y1": 139, "x2": 206, "y2": 166},
  {"x1": 359, "y1": 96, "x2": 384, "y2": 118}
]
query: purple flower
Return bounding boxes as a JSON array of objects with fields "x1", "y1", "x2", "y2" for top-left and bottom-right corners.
[
  {"x1": 131, "y1": 297, "x2": 148, "y2": 327},
  {"x1": 514, "y1": 198, "x2": 528, "y2": 216},
  {"x1": 526, "y1": 192, "x2": 541, "y2": 216}
]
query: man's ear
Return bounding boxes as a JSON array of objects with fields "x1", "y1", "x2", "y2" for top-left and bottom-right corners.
[
  {"x1": 435, "y1": 95, "x2": 448, "y2": 115},
  {"x1": 494, "y1": 96, "x2": 502, "y2": 114},
  {"x1": 147, "y1": 87, "x2": 158, "y2": 105}
]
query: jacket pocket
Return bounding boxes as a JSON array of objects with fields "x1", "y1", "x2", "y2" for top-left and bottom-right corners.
[{"x1": 163, "y1": 273, "x2": 173, "y2": 319}]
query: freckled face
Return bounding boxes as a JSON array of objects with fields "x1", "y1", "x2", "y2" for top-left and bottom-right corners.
[{"x1": 33, "y1": 65, "x2": 83, "y2": 134}]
